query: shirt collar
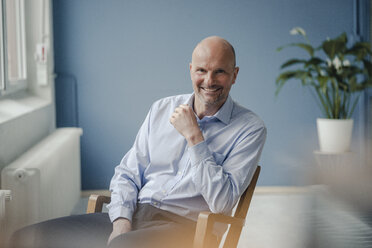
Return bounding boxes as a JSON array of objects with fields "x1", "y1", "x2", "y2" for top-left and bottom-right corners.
[{"x1": 186, "y1": 94, "x2": 233, "y2": 125}]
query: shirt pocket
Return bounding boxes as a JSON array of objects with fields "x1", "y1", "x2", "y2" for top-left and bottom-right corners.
[{"x1": 212, "y1": 152, "x2": 226, "y2": 165}]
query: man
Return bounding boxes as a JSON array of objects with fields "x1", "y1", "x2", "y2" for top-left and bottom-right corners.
[
  {"x1": 106, "y1": 36, "x2": 266, "y2": 247},
  {"x1": 9, "y1": 36, "x2": 266, "y2": 248}
]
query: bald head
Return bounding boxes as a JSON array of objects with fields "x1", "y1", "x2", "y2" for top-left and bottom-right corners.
[
  {"x1": 192, "y1": 36, "x2": 236, "y2": 68},
  {"x1": 189, "y1": 36, "x2": 239, "y2": 117}
]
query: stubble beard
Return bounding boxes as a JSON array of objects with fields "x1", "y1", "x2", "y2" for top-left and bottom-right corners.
[{"x1": 196, "y1": 89, "x2": 227, "y2": 108}]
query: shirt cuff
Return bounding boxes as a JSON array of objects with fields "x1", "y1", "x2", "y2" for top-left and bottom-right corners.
[
  {"x1": 108, "y1": 205, "x2": 134, "y2": 223},
  {"x1": 188, "y1": 141, "x2": 213, "y2": 166}
]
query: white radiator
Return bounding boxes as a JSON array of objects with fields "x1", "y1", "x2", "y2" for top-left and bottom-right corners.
[
  {"x1": 0, "y1": 190, "x2": 11, "y2": 247},
  {"x1": 1, "y1": 128, "x2": 82, "y2": 238}
]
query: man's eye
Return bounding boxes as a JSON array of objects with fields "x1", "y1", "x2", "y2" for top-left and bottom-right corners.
[
  {"x1": 216, "y1": 69, "x2": 225, "y2": 74},
  {"x1": 197, "y1": 69, "x2": 206, "y2": 73}
]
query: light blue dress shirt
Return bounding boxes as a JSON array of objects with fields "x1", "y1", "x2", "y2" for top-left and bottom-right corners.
[{"x1": 107, "y1": 94, "x2": 266, "y2": 226}]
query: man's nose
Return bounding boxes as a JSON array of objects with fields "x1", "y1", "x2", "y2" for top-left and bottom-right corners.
[{"x1": 205, "y1": 72, "x2": 214, "y2": 86}]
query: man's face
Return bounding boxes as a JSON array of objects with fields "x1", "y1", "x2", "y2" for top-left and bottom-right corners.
[{"x1": 190, "y1": 42, "x2": 239, "y2": 109}]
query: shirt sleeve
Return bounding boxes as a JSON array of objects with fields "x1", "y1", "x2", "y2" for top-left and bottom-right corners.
[
  {"x1": 106, "y1": 106, "x2": 152, "y2": 223},
  {"x1": 188, "y1": 125, "x2": 267, "y2": 214}
]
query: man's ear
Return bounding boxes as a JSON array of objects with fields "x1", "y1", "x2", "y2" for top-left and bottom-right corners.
[
  {"x1": 232, "y1": 67, "x2": 239, "y2": 84},
  {"x1": 189, "y1": 63, "x2": 193, "y2": 77}
]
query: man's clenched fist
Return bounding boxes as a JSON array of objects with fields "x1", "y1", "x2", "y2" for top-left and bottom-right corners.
[{"x1": 170, "y1": 104, "x2": 204, "y2": 146}]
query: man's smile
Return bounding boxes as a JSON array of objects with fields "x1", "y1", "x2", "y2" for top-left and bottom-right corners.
[{"x1": 200, "y1": 87, "x2": 222, "y2": 93}]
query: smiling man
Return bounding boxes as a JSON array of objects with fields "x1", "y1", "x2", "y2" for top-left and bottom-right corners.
[
  {"x1": 169, "y1": 36, "x2": 239, "y2": 147},
  {"x1": 107, "y1": 36, "x2": 266, "y2": 247},
  {"x1": 191, "y1": 36, "x2": 238, "y2": 114},
  {"x1": 9, "y1": 36, "x2": 266, "y2": 248}
]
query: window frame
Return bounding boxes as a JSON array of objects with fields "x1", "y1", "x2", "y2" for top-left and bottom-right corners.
[{"x1": 0, "y1": 0, "x2": 27, "y2": 96}]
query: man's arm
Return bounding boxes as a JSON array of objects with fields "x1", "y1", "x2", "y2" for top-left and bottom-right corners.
[
  {"x1": 170, "y1": 104, "x2": 266, "y2": 213},
  {"x1": 107, "y1": 106, "x2": 153, "y2": 243},
  {"x1": 189, "y1": 127, "x2": 266, "y2": 213},
  {"x1": 107, "y1": 218, "x2": 131, "y2": 244}
]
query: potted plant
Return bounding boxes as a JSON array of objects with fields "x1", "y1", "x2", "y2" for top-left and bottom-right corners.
[{"x1": 276, "y1": 27, "x2": 372, "y2": 153}]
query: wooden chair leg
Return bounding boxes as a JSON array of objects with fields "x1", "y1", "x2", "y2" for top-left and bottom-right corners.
[{"x1": 193, "y1": 212, "x2": 216, "y2": 248}]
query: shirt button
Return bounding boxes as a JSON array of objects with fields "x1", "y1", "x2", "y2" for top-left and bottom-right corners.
[
  {"x1": 178, "y1": 172, "x2": 181, "y2": 175},
  {"x1": 153, "y1": 202, "x2": 158, "y2": 206},
  {"x1": 162, "y1": 190, "x2": 166, "y2": 194}
]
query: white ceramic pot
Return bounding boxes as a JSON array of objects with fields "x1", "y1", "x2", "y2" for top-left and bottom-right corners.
[{"x1": 316, "y1": 118, "x2": 353, "y2": 153}]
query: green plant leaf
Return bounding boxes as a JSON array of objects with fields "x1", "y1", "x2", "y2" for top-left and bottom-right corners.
[
  {"x1": 346, "y1": 42, "x2": 372, "y2": 60},
  {"x1": 280, "y1": 59, "x2": 306, "y2": 69},
  {"x1": 347, "y1": 42, "x2": 372, "y2": 53},
  {"x1": 305, "y1": 57, "x2": 324, "y2": 67},
  {"x1": 356, "y1": 79, "x2": 372, "y2": 91},
  {"x1": 276, "y1": 71, "x2": 297, "y2": 83},
  {"x1": 342, "y1": 65, "x2": 362, "y2": 77},
  {"x1": 277, "y1": 43, "x2": 314, "y2": 56},
  {"x1": 275, "y1": 70, "x2": 311, "y2": 95},
  {"x1": 336, "y1": 32, "x2": 348, "y2": 43},
  {"x1": 275, "y1": 71, "x2": 296, "y2": 95},
  {"x1": 362, "y1": 59, "x2": 372, "y2": 78},
  {"x1": 349, "y1": 77, "x2": 357, "y2": 91},
  {"x1": 322, "y1": 33, "x2": 347, "y2": 59},
  {"x1": 316, "y1": 76, "x2": 329, "y2": 93}
]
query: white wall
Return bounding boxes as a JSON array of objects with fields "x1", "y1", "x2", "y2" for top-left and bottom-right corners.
[{"x1": 0, "y1": 0, "x2": 55, "y2": 180}]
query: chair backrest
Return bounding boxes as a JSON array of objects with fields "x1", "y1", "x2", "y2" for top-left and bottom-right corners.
[{"x1": 222, "y1": 165, "x2": 261, "y2": 248}]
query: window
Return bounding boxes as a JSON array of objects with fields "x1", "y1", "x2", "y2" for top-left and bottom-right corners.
[{"x1": 0, "y1": 0, "x2": 27, "y2": 95}]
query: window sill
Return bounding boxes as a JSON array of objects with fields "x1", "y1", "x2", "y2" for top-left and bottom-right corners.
[{"x1": 0, "y1": 91, "x2": 51, "y2": 124}]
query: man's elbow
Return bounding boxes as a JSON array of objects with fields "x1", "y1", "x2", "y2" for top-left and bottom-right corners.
[{"x1": 208, "y1": 195, "x2": 236, "y2": 215}]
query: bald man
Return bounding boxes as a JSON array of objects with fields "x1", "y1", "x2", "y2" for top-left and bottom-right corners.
[{"x1": 9, "y1": 36, "x2": 266, "y2": 248}]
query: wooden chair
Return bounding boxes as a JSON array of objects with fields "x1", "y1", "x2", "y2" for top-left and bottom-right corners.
[{"x1": 86, "y1": 166, "x2": 261, "y2": 248}]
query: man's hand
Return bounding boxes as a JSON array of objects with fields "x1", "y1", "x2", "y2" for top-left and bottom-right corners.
[
  {"x1": 170, "y1": 104, "x2": 204, "y2": 146},
  {"x1": 107, "y1": 218, "x2": 132, "y2": 246}
]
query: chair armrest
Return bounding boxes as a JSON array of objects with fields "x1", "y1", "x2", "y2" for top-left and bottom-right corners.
[
  {"x1": 198, "y1": 212, "x2": 245, "y2": 226},
  {"x1": 86, "y1": 194, "x2": 111, "y2": 213},
  {"x1": 193, "y1": 212, "x2": 244, "y2": 248}
]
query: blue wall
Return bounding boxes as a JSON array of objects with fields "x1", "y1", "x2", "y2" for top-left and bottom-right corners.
[{"x1": 53, "y1": 0, "x2": 364, "y2": 189}]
